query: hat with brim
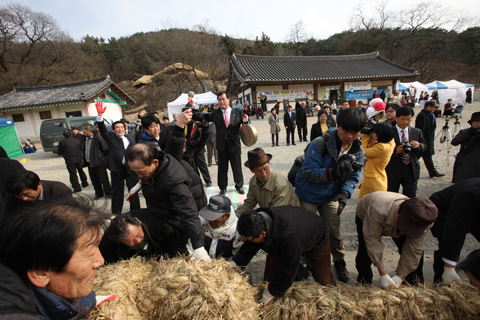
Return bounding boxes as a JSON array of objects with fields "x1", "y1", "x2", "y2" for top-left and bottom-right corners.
[
  {"x1": 468, "y1": 112, "x2": 480, "y2": 125},
  {"x1": 244, "y1": 148, "x2": 272, "y2": 168},
  {"x1": 397, "y1": 197, "x2": 438, "y2": 239},
  {"x1": 120, "y1": 117, "x2": 129, "y2": 123},
  {"x1": 199, "y1": 195, "x2": 232, "y2": 221}
]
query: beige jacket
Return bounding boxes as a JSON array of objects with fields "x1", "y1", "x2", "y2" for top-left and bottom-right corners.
[
  {"x1": 236, "y1": 169, "x2": 300, "y2": 217},
  {"x1": 356, "y1": 191, "x2": 431, "y2": 277}
]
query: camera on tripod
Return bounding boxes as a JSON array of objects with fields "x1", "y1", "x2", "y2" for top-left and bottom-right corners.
[
  {"x1": 402, "y1": 142, "x2": 413, "y2": 154},
  {"x1": 339, "y1": 154, "x2": 363, "y2": 171}
]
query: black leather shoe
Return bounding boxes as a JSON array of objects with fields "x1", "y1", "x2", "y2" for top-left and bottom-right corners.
[
  {"x1": 292, "y1": 143, "x2": 296, "y2": 145},
  {"x1": 73, "y1": 189, "x2": 82, "y2": 193},
  {"x1": 206, "y1": 182, "x2": 212, "y2": 188},
  {"x1": 287, "y1": 143, "x2": 290, "y2": 146},
  {"x1": 334, "y1": 260, "x2": 350, "y2": 283},
  {"x1": 236, "y1": 187, "x2": 245, "y2": 194},
  {"x1": 82, "y1": 182, "x2": 89, "y2": 188},
  {"x1": 219, "y1": 188, "x2": 226, "y2": 195},
  {"x1": 430, "y1": 171, "x2": 445, "y2": 178}
]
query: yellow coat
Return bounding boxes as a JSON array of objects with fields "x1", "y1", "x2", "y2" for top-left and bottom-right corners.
[{"x1": 358, "y1": 134, "x2": 395, "y2": 200}]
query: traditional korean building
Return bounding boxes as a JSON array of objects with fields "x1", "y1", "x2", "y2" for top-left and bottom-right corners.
[
  {"x1": 0, "y1": 75, "x2": 135, "y2": 140},
  {"x1": 228, "y1": 51, "x2": 417, "y2": 108}
]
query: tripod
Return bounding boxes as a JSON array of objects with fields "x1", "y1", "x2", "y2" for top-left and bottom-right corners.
[
  {"x1": 434, "y1": 118, "x2": 456, "y2": 165},
  {"x1": 450, "y1": 115, "x2": 463, "y2": 136}
]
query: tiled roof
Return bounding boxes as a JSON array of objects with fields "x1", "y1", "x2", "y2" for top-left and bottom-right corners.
[
  {"x1": 231, "y1": 52, "x2": 417, "y2": 84},
  {"x1": 0, "y1": 76, "x2": 135, "y2": 112}
]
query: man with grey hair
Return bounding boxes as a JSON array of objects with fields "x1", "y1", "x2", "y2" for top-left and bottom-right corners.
[{"x1": 82, "y1": 123, "x2": 112, "y2": 199}]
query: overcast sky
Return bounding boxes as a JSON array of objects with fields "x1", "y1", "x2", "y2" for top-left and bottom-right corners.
[{"x1": 3, "y1": 0, "x2": 479, "y2": 42}]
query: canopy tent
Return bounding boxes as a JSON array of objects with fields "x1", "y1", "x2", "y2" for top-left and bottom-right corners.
[
  {"x1": 0, "y1": 118, "x2": 23, "y2": 158},
  {"x1": 167, "y1": 92, "x2": 218, "y2": 121},
  {"x1": 425, "y1": 80, "x2": 475, "y2": 104},
  {"x1": 396, "y1": 81, "x2": 430, "y2": 101}
]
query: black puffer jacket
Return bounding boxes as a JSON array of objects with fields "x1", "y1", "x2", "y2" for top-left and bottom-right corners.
[
  {"x1": 163, "y1": 125, "x2": 207, "y2": 211},
  {"x1": 141, "y1": 152, "x2": 204, "y2": 250}
]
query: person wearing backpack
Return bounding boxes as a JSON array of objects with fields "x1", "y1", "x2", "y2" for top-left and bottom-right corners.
[{"x1": 295, "y1": 108, "x2": 367, "y2": 283}]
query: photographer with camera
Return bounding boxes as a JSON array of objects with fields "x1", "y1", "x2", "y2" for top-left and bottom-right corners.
[
  {"x1": 386, "y1": 106, "x2": 426, "y2": 198},
  {"x1": 415, "y1": 101, "x2": 445, "y2": 178},
  {"x1": 358, "y1": 122, "x2": 395, "y2": 200},
  {"x1": 451, "y1": 112, "x2": 480, "y2": 183},
  {"x1": 295, "y1": 108, "x2": 367, "y2": 283}
]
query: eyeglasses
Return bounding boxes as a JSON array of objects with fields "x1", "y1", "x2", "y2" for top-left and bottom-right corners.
[{"x1": 386, "y1": 110, "x2": 395, "y2": 113}]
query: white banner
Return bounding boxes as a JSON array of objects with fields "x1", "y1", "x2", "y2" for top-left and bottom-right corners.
[
  {"x1": 257, "y1": 89, "x2": 314, "y2": 101},
  {"x1": 344, "y1": 81, "x2": 372, "y2": 91}
]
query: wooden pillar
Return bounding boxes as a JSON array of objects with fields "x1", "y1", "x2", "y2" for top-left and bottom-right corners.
[
  {"x1": 283, "y1": 84, "x2": 289, "y2": 108},
  {"x1": 314, "y1": 82, "x2": 318, "y2": 102}
]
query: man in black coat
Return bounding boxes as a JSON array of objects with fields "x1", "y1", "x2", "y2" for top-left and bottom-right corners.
[
  {"x1": 125, "y1": 143, "x2": 211, "y2": 262},
  {"x1": 415, "y1": 101, "x2": 444, "y2": 178},
  {"x1": 0, "y1": 158, "x2": 25, "y2": 218},
  {"x1": 58, "y1": 129, "x2": 88, "y2": 192},
  {"x1": 3, "y1": 170, "x2": 72, "y2": 219},
  {"x1": 99, "y1": 209, "x2": 177, "y2": 263},
  {"x1": 95, "y1": 102, "x2": 140, "y2": 214},
  {"x1": 283, "y1": 104, "x2": 296, "y2": 146},
  {"x1": 211, "y1": 91, "x2": 245, "y2": 195},
  {"x1": 296, "y1": 102, "x2": 308, "y2": 142},
  {"x1": 429, "y1": 178, "x2": 480, "y2": 283},
  {"x1": 232, "y1": 206, "x2": 335, "y2": 306},
  {"x1": 82, "y1": 123, "x2": 112, "y2": 199},
  {"x1": 386, "y1": 106, "x2": 427, "y2": 198}
]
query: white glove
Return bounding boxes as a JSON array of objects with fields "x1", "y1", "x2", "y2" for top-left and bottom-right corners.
[
  {"x1": 442, "y1": 266, "x2": 461, "y2": 283},
  {"x1": 380, "y1": 274, "x2": 399, "y2": 290},
  {"x1": 188, "y1": 247, "x2": 212, "y2": 263},
  {"x1": 261, "y1": 288, "x2": 275, "y2": 307},
  {"x1": 227, "y1": 258, "x2": 237, "y2": 267},
  {"x1": 391, "y1": 275, "x2": 403, "y2": 287},
  {"x1": 126, "y1": 181, "x2": 142, "y2": 202}
]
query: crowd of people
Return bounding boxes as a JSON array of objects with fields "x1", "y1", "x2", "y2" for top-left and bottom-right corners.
[{"x1": 0, "y1": 89, "x2": 479, "y2": 318}]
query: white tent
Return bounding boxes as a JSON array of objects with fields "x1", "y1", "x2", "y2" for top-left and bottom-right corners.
[
  {"x1": 396, "y1": 81, "x2": 430, "y2": 101},
  {"x1": 425, "y1": 80, "x2": 475, "y2": 104},
  {"x1": 167, "y1": 91, "x2": 218, "y2": 121}
]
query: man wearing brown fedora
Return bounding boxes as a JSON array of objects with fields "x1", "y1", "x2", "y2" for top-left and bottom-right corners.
[
  {"x1": 355, "y1": 191, "x2": 438, "y2": 289},
  {"x1": 236, "y1": 148, "x2": 300, "y2": 217}
]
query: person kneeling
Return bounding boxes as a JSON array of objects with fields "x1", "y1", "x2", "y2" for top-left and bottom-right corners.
[
  {"x1": 231, "y1": 206, "x2": 336, "y2": 306},
  {"x1": 187, "y1": 195, "x2": 244, "y2": 260}
]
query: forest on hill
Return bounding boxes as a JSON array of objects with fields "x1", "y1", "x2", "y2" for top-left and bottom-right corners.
[{"x1": 0, "y1": 3, "x2": 479, "y2": 110}]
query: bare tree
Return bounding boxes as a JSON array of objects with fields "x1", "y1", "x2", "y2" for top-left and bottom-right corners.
[
  {"x1": 350, "y1": 1, "x2": 393, "y2": 31},
  {"x1": 287, "y1": 20, "x2": 307, "y2": 56}
]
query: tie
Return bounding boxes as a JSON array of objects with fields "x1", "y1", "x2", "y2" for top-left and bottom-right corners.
[
  {"x1": 224, "y1": 110, "x2": 229, "y2": 128},
  {"x1": 401, "y1": 129, "x2": 411, "y2": 165},
  {"x1": 224, "y1": 110, "x2": 229, "y2": 139}
]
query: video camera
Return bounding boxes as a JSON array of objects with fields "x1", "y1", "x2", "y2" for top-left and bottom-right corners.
[{"x1": 182, "y1": 103, "x2": 211, "y2": 124}]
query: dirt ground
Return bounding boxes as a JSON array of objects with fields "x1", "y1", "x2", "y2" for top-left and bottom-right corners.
[{"x1": 19, "y1": 101, "x2": 479, "y2": 287}]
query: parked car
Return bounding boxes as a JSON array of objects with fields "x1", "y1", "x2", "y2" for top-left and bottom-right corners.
[{"x1": 40, "y1": 116, "x2": 111, "y2": 152}]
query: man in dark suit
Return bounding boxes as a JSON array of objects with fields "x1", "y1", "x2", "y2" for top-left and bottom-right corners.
[
  {"x1": 211, "y1": 91, "x2": 245, "y2": 195},
  {"x1": 58, "y1": 129, "x2": 88, "y2": 192},
  {"x1": 121, "y1": 117, "x2": 137, "y2": 142},
  {"x1": 386, "y1": 106, "x2": 427, "y2": 198},
  {"x1": 96, "y1": 102, "x2": 140, "y2": 214},
  {"x1": 284, "y1": 104, "x2": 296, "y2": 146},
  {"x1": 3, "y1": 170, "x2": 72, "y2": 218},
  {"x1": 296, "y1": 102, "x2": 308, "y2": 142},
  {"x1": 415, "y1": 101, "x2": 444, "y2": 178},
  {"x1": 82, "y1": 123, "x2": 112, "y2": 200}
]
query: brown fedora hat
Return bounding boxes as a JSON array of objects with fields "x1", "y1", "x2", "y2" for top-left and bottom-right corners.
[{"x1": 244, "y1": 148, "x2": 272, "y2": 168}]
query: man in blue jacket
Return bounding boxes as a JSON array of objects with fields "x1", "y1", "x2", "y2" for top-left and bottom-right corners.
[{"x1": 295, "y1": 108, "x2": 367, "y2": 283}]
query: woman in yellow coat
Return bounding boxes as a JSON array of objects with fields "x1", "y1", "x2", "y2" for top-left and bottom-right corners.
[{"x1": 358, "y1": 122, "x2": 395, "y2": 200}]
